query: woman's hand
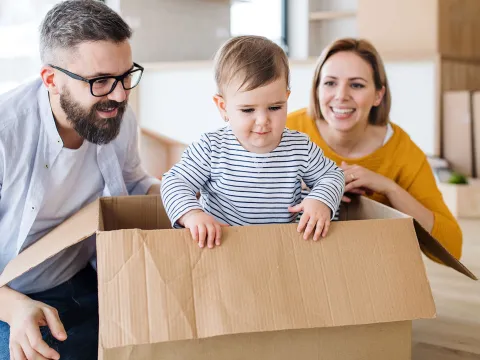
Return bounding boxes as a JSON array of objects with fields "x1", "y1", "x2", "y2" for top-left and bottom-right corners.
[
  {"x1": 340, "y1": 162, "x2": 435, "y2": 232},
  {"x1": 340, "y1": 161, "x2": 397, "y2": 201}
]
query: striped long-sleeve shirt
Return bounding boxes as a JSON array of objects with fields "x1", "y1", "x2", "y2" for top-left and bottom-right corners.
[{"x1": 161, "y1": 126, "x2": 345, "y2": 227}]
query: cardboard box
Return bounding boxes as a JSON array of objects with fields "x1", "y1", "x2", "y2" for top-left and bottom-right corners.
[
  {"x1": 443, "y1": 90, "x2": 480, "y2": 178},
  {"x1": 439, "y1": 178, "x2": 480, "y2": 218},
  {"x1": 0, "y1": 196, "x2": 476, "y2": 360},
  {"x1": 443, "y1": 91, "x2": 474, "y2": 177}
]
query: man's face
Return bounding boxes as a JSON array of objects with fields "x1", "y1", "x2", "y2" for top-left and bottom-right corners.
[
  {"x1": 59, "y1": 86, "x2": 127, "y2": 144},
  {"x1": 57, "y1": 40, "x2": 133, "y2": 144}
]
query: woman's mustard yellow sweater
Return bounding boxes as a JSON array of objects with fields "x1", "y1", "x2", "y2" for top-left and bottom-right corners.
[{"x1": 287, "y1": 108, "x2": 462, "y2": 260}]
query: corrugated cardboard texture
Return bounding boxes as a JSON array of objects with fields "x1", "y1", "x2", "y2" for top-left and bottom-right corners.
[
  {"x1": 101, "y1": 321, "x2": 411, "y2": 360},
  {"x1": 443, "y1": 91, "x2": 474, "y2": 176},
  {"x1": 97, "y1": 219, "x2": 435, "y2": 349},
  {"x1": 348, "y1": 198, "x2": 476, "y2": 279},
  {"x1": 0, "y1": 199, "x2": 100, "y2": 287},
  {"x1": 100, "y1": 195, "x2": 169, "y2": 231},
  {"x1": 345, "y1": 196, "x2": 408, "y2": 220}
]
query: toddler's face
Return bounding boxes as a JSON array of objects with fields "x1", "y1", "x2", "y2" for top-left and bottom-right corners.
[{"x1": 215, "y1": 76, "x2": 290, "y2": 154}]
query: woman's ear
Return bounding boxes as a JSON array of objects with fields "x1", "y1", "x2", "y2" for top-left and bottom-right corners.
[
  {"x1": 373, "y1": 86, "x2": 386, "y2": 107},
  {"x1": 213, "y1": 94, "x2": 229, "y2": 121}
]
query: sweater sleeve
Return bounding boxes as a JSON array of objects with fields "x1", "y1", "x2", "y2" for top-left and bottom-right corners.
[
  {"x1": 406, "y1": 158, "x2": 463, "y2": 260},
  {"x1": 161, "y1": 134, "x2": 212, "y2": 227},
  {"x1": 303, "y1": 140, "x2": 345, "y2": 219}
]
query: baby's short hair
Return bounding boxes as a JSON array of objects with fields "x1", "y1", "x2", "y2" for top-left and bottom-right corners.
[{"x1": 214, "y1": 35, "x2": 290, "y2": 95}]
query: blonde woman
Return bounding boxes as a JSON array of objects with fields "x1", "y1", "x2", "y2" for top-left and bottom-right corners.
[{"x1": 287, "y1": 38, "x2": 462, "y2": 260}]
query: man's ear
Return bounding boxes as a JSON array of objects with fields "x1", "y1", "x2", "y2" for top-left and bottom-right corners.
[
  {"x1": 40, "y1": 65, "x2": 61, "y2": 95},
  {"x1": 213, "y1": 94, "x2": 229, "y2": 122}
]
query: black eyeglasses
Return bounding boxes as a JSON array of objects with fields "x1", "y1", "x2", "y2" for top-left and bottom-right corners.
[{"x1": 49, "y1": 62, "x2": 144, "y2": 97}]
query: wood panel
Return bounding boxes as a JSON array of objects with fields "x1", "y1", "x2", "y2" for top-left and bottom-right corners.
[
  {"x1": 439, "y1": 0, "x2": 480, "y2": 61},
  {"x1": 441, "y1": 59, "x2": 480, "y2": 92}
]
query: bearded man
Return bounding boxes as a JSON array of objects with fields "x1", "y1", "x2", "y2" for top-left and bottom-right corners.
[{"x1": 0, "y1": 1, "x2": 160, "y2": 359}]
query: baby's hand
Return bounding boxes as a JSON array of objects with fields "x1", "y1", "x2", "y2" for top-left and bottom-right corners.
[
  {"x1": 288, "y1": 199, "x2": 332, "y2": 241},
  {"x1": 178, "y1": 210, "x2": 227, "y2": 248}
]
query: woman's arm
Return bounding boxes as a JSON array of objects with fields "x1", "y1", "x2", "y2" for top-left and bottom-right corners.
[
  {"x1": 394, "y1": 159, "x2": 462, "y2": 259},
  {"x1": 343, "y1": 160, "x2": 462, "y2": 260},
  {"x1": 385, "y1": 182, "x2": 434, "y2": 232}
]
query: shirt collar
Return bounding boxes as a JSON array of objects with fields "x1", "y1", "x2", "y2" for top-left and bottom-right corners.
[{"x1": 37, "y1": 81, "x2": 63, "y2": 146}]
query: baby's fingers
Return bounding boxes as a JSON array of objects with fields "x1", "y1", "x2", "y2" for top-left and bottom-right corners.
[
  {"x1": 321, "y1": 219, "x2": 330, "y2": 238},
  {"x1": 303, "y1": 218, "x2": 317, "y2": 240},
  {"x1": 189, "y1": 226, "x2": 199, "y2": 243},
  {"x1": 297, "y1": 213, "x2": 309, "y2": 233},
  {"x1": 206, "y1": 223, "x2": 216, "y2": 249},
  {"x1": 313, "y1": 220, "x2": 325, "y2": 241},
  {"x1": 214, "y1": 223, "x2": 222, "y2": 246},
  {"x1": 197, "y1": 224, "x2": 207, "y2": 248}
]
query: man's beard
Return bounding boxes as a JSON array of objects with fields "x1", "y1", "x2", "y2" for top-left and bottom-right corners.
[{"x1": 59, "y1": 87, "x2": 127, "y2": 145}]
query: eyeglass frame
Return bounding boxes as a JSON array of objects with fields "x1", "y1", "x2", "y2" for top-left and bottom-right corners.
[{"x1": 48, "y1": 62, "x2": 144, "y2": 97}]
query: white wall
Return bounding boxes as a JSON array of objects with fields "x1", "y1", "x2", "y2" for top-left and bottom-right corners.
[
  {"x1": 387, "y1": 61, "x2": 437, "y2": 156},
  {"x1": 0, "y1": 0, "x2": 55, "y2": 94},
  {"x1": 139, "y1": 64, "x2": 219, "y2": 144},
  {"x1": 139, "y1": 60, "x2": 438, "y2": 156},
  {"x1": 287, "y1": 0, "x2": 309, "y2": 59}
]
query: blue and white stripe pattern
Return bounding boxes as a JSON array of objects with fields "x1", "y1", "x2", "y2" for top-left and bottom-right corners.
[{"x1": 161, "y1": 127, "x2": 345, "y2": 227}]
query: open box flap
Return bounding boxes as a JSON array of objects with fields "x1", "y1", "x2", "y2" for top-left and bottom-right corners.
[
  {"x1": 346, "y1": 197, "x2": 477, "y2": 280},
  {"x1": 0, "y1": 199, "x2": 101, "y2": 287}
]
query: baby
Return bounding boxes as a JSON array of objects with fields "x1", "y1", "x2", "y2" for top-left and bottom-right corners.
[{"x1": 161, "y1": 35, "x2": 344, "y2": 248}]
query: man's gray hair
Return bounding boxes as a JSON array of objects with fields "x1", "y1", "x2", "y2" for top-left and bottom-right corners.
[{"x1": 40, "y1": 0, "x2": 132, "y2": 64}]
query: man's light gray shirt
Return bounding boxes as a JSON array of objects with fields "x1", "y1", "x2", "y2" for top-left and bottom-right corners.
[{"x1": 0, "y1": 79, "x2": 160, "y2": 294}]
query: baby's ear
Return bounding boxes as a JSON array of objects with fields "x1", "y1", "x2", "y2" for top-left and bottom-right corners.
[
  {"x1": 213, "y1": 94, "x2": 226, "y2": 110},
  {"x1": 213, "y1": 94, "x2": 227, "y2": 119}
]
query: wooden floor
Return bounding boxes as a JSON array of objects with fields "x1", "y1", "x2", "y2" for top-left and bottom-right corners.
[{"x1": 412, "y1": 219, "x2": 480, "y2": 359}]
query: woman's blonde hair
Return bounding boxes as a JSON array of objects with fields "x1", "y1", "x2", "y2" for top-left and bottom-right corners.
[
  {"x1": 309, "y1": 38, "x2": 391, "y2": 126},
  {"x1": 213, "y1": 35, "x2": 290, "y2": 95}
]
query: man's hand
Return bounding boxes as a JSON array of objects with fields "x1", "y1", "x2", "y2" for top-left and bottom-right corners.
[
  {"x1": 8, "y1": 298, "x2": 66, "y2": 360},
  {"x1": 288, "y1": 199, "x2": 332, "y2": 241},
  {"x1": 178, "y1": 210, "x2": 229, "y2": 249}
]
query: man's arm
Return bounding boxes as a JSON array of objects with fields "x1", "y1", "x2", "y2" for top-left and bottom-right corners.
[
  {"x1": 0, "y1": 286, "x2": 28, "y2": 324},
  {"x1": 0, "y1": 135, "x2": 65, "y2": 358}
]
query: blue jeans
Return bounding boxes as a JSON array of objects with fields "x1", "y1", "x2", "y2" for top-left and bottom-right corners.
[{"x1": 0, "y1": 265, "x2": 99, "y2": 360}]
